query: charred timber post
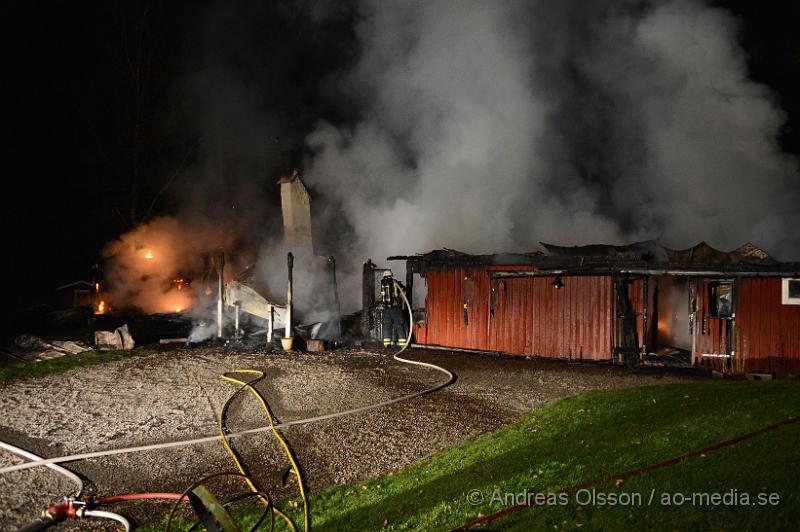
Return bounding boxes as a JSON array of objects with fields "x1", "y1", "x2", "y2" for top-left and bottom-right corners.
[
  {"x1": 650, "y1": 281, "x2": 660, "y2": 350},
  {"x1": 286, "y1": 252, "x2": 294, "y2": 340},
  {"x1": 642, "y1": 276, "x2": 648, "y2": 357},
  {"x1": 216, "y1": 251, "x2": 225, "y2": 339},
  {"x1": 267, "y1": 304, "x2": 274, "y2": 345},
  {"x1": 329, "y1": 256, "x2": 342, "y2": 338},
  {"x1": 406, "y1": 262, "x2": 414, "y2": 311},
  {"x1": 363, "y1": 260, "x2": 375, "y2": 337}
]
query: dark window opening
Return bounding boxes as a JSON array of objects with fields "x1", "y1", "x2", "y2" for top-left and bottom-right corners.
[
  {"x1": 709, "y1": 281, "x2": 733, "y2": 318},
  {"x1": 789, "y1": 280, "x2": 800, "y2": 299},
  {"x1": 412, "y1": 273, "x2": 428, "y2": 312}
]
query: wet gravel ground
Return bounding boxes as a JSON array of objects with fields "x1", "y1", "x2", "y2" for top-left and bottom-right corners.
[{"x1": 0, "y1": 347, "x2": 692, "y2": 529}]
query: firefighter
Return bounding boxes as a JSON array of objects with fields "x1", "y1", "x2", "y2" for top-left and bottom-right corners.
[{"x1": 380, "y1": 270, "x2": 408, "y2": 348}]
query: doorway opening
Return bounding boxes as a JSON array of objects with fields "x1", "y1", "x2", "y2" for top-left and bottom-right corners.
[{"x1": 645, "y1": 276, "x2": 692, "y2": 366}]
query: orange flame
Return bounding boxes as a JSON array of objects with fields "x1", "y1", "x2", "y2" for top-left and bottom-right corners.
[
  {"x1": 145, "y1": 249, "x2": 153, "y2": 260},
  {"x1": 95, "y1": 301, "x2": 106, "y2": 315}
]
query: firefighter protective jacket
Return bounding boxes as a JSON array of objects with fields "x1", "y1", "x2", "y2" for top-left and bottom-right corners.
[{"x1": 380, "y1": 277, "x2": 406, "y2": 308}]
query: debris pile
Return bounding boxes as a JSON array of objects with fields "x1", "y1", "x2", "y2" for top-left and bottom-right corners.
[
  {"x1": 94, "y1": 324, "x2": 135, "y2": 351},
  {"x1": 6, "y1": 335, "x2": 92, "y2": 362}
]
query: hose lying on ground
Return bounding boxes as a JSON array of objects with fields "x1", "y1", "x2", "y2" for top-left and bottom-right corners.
[
  {"x1": 4, "y1": 280, "x2": 450, "y2": 531},
  {"x1": 167, "y1": 369, "x2": 311, "y2": 532},
  {"x1": 0, "y1": 440, "x2": 84, "y2": 497},
  {"x1": 161, "y1": 282, "x2": 417, "y2": 531},
  {"x1": 80, "y1": 509, "x2": 131, "y2": 531},
  {"x1": 0, "y1": 291, "x2": 453, "y2": 478},
  {"x1": 451, "y1": 414, "x2": 800, "y2": 530}
]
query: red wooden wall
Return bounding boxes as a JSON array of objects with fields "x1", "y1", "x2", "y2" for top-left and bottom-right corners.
[
  {"x1": 415, "y1": 269, "x2": 800, "y2": 375},
  {"x1": 416, "y1": 269, "x2": 613, "y2": 360},
  {"x1": 735, "y1": 278, "x2": 800, "y2": 375}
]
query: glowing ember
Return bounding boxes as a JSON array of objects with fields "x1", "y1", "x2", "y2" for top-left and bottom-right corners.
[
  {"x1": 145, "y1": 249, "x2": 153, "y2": 260},
  {"x1": 95, "y1": 301, "x2": 106, "y2": 315},
  {"x1": 161, "y1": 288, "x2": 193, "y2": 314}
]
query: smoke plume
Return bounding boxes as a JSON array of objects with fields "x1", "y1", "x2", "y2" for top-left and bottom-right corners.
[
  {"x1": 306, "y1": 0, "x2": 799, "y2": 264},
  {"x1": 103, "y1": 0, "x2": 800, "y2": 318},
  {"x1": 101, "y1": 217, "x2": 250, "y2": 314}
]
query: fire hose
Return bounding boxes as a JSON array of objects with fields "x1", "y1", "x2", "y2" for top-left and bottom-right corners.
[
  {"x1": 0, "y1": 440, "x2": 136, "y2": 531},
  {"x1": 10, "y1": 492, "x2": 187, "y2": 532},
  {"x1": 6, "y1": 369, "x2": 314, "y2": 532},
  {"x1": 163, "y1": 369, "x2": 312, "y2": 532},
  {"x1": 0, "y1": 441, "x2": 83, "y2": 497},
  {"x1": 3, "y1": 281, "x2": 453, "y2": 530},
  {"x1": 0, "y1": 282, "x2": 450, "y2": 478}
]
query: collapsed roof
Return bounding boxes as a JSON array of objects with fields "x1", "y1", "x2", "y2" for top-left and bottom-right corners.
[{"x1": 389, "y1": 241, "x2": 800, "y2": 277}]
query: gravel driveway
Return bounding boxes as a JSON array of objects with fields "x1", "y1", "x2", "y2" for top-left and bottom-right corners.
[{"x1": 0, "y1": 347, "x2": 690, "y2": 529}]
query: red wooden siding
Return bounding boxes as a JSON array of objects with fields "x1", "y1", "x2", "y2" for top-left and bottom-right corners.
[
  {"x1": 416, "y1": 269, "x2": 613, "y2": 360},
  {"x1": 736, "y1": 278, "x2": 800, "y2": 375},
  {"x1": 693, "y1": 279, "x2": 732, "y2": 372},
  {"x1": 627, "y1": 278, "x2": 647, "y2": 351},
  {"x1": 416, "y1": 268, "x2": 491, "y2": 351},
  {"x1": 414, "y1": 268, "x2": 800, "y2": 375}
]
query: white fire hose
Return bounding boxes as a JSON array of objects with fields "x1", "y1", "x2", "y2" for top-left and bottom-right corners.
[
  {"x1": 1, "y1": 441, "x2": 130, "y2": 531},
  {"x1": 0, "y1": 282, "x2": 454, "y2": 477},
  {"x1": 0, "y1": 440, "x2": 83, "y2": 496},
  {"x1": 79, "y1": 509, "x2": 131, "y2": 531}
]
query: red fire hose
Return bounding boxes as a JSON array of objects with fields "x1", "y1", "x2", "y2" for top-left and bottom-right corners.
[
  {"x1": 98, "y1": 492, "x2": 185, "y2": 504},
  {"x1": 13, "y1": 493, "x2": 185, "y2": 532},
  {"x1": 451, "y1": 415, "x2": 799, "y2": 530}
]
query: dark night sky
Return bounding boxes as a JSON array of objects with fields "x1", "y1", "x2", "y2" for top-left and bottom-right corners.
[
  {"x1": 5, "y1": 1, "x2": 800, "y2": 314},
  {"x1": 6, "y1": 1, "x2": 358, "y2": 312}
]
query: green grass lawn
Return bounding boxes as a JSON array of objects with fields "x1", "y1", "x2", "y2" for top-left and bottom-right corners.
[
  {"x1": 0, "y1": 347, "x2": 162, "y2": 383},
  {"x1": 151, "y1": 379, "x2": 799, "y2": 531}
]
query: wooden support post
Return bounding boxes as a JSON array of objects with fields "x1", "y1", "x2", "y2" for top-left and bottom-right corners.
[
  {"x1": 267, "y1": 304, "x2": 274, "y2": 345},
  {"x1": 216, "y1": 252, "x2": 225, "y2": 339},
  {"x1": 362, "y1": 260, "x2": 375, "y2": 338},
  {"x1": 329, "y1": 256, "x2": 342, "y2": 338},
  {"x1": 286, "y1": 252, "x2": 293, "y2": 340},
  {"x1": 406, "y1": 262, "x2": 414, "y2": 311}
]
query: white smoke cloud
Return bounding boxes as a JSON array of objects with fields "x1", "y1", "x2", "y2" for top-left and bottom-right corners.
[
  {"x1": 306, "y1": 1, "x2": 558, "y2": 262},
  {"x1": 581, "y1": 0, "x2": 800, "y2": 252},
  {"x1": 305, "y1": 0, "x2": 800, "y2": 264},
  {"x1": 101, "y1": 216, "x2": 250, "y2": 314},
  {"x1": 101, "y1": 0, "x2": 800, "y2": 320}
]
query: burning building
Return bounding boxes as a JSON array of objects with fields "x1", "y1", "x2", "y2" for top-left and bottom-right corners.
[{"x1": 378, "y1": 241, "x2": 800, "y2": 376}]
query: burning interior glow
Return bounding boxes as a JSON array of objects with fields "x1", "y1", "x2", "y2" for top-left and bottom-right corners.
[
  {"x1": 95, "y1": 300, "x2": 106, "y2": 315},
  {"x1": 101, "y1": 217, "x2": 246, "y2": 314}
]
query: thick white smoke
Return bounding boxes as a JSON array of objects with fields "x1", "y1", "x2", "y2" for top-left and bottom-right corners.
[
  {"x1": 305, "y1": 0, "x2": 800, "y2": 265},
  {"x1": 305, "y1": 1, "x2": 563, "y2": 262},
  {"x1": 101, "y1": 0, "x2": 800, "y2": 319},
  {"x1": 581, "y1": 0, "x2": 799, "y2": 251},
  {"x1": 101, "y1": 216, "x2": 254, "y2": 314}
]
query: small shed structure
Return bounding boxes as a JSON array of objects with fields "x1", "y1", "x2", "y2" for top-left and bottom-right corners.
[{"x1": 55, "y1": 280, "x2": 96, "y2": 309}]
